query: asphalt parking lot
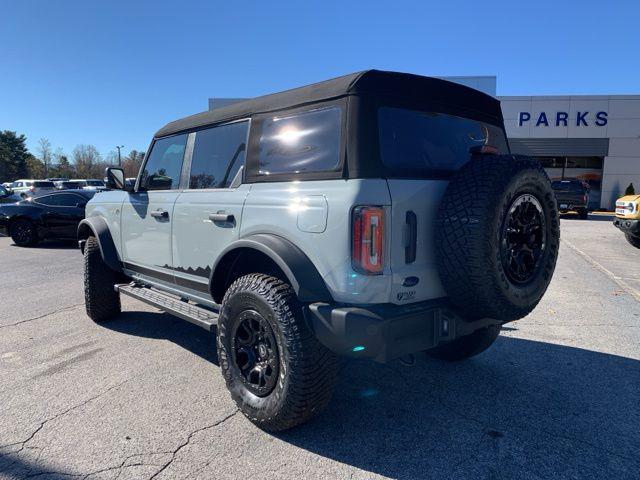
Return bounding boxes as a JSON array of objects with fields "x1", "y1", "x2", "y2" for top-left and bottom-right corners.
[{"x1": 1, "y1": 215, "x2": 639, "y2": 480}]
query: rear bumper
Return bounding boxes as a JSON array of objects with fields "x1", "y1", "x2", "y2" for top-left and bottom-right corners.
[
  {"x1": 305, "y1": 300, "x2": 501, "y2": 363},
  {"x1": 556, "y1": 201, "x2": 588, "y2": 211},
  {"x1": 613, "y1": 217, "x2": 640, "y2": 236}
]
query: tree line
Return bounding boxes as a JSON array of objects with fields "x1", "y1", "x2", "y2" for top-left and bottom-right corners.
[{"x1": 0, "y1": 130, "x2": 145, "y2": 183}]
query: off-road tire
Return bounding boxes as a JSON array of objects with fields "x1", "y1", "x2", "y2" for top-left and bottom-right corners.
[
  {"x1": 578, "y1": 208, "x2": 589, "y2": 220},
  {"x1": 217, "y1": 274, "x2": 337, "y2": 431},
  {"x1": 625, "y1": 233, "x2": 640, "y2": 249},
  {"x1": 436, "y1": 154, "x2": 560, "y2": 322},
  {"x1": 427, "y1": 325, "x2": 501, "y2": 361},
  {"x1": 84, "y1": 236, "x2": 121, "y2": 322},
  {"x1": 10, "y1": 219, "x2": 39, "y2": 247}
]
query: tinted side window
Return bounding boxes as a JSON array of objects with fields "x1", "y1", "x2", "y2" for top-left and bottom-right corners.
[
  {"x1": 35, "y1": 195, "x2": 58, "y2": 206},
  {"x1": 140, "y1": 134, "x2": 188, "y2": 190},
  {"x1": 258, "y1": 107, "x2": 342, "y2": 175},
  {"x1": 56, "y1": 194, "x2": 86, "y2": 206},
  {"x1": 189, "y1": 121, "x2": 248, "y2": 189}
]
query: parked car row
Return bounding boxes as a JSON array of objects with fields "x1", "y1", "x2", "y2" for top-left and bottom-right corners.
[{"x1": 1, "y1": 178, "x2": 106, "y2": 199}]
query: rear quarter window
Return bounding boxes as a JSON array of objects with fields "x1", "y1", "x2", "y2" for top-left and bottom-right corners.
[
  {"x1": 378, "y1": 108, "x2": 509, "y2": 177},
  {"x1": 257, "y1": 107, "x2": 342, "y2": 176}
]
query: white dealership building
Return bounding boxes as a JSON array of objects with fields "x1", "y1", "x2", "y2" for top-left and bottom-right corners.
[{"x1": 210, "y1": 75, "x2": 640, "y2": 210}]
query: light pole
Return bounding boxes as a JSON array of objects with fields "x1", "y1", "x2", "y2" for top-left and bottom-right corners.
[{"x1": 116, "y1": 145, "x2": 124, "y2": 166}]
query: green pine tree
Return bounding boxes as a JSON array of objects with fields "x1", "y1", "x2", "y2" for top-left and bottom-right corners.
[
  {"x1": 0, "y1": 130, "x2": 30, "y2": 182},
  {"x1": 625, "y1": 183, "x2": 635, "y2": 195}
]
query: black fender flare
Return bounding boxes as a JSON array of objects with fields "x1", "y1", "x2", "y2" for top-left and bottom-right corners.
[
  {"x1": 77, "y1": 217, "x2": 122, "y2": 272},
  {"x1": 209, "y1": 233, "x2": 333, "y2": 304}
]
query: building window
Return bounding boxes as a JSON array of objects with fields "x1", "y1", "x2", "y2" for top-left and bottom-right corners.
[{"x1": 537, "y1": 156, "x2": 603, "y2": 170}]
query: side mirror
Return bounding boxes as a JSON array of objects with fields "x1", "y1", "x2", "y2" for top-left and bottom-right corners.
[{"x1": 106, "y1": 167, "x2": 127, "y2": 190}]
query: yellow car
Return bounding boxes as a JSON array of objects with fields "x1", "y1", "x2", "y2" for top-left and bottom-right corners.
[{"x1": 614, "y1": 194, "x2": 640, "y2": 248}]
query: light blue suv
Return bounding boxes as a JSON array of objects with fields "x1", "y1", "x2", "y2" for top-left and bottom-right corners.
[{"x1": 78, "y1": 70, "x2": 560, "y2": 431}]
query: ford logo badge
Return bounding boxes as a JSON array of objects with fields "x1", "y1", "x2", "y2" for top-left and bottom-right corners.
[{"x1": 402, "y1": 276, "x2": 419, "y2": 287}]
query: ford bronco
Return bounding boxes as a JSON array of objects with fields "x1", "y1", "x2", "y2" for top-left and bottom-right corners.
[
  {"x1": 78, "y1": 70, "x2": 560, "y2": 431},
  {"x1": 614, "y1": 194, "x2": 640, "y2": 248}
]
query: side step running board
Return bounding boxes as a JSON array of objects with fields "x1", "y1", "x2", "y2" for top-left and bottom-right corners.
[{"x1": 115, "y1": 283, "x2": 218, "y2": 331}]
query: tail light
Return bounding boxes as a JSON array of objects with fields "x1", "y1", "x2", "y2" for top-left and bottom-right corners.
[{"x1": 352, "y1": 206, "x2": 385, "y2": 275}]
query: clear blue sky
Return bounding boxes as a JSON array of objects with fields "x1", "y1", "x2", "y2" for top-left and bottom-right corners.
[{"x1": 1, "y1": 0, "x2": 638, "y2": 160}]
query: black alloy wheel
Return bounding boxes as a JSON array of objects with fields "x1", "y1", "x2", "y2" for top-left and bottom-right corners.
[
  {"x1": 217, "y1": 273, "x2": 337, "y2": 431},
  {"x1": 10, "y1": 219, "x2": 38, "y2": 246},
  {"x1": 500, "y1": 194, "x2": 546, "y2": 285},
  {"x1": 231, "y1": 309, "x2": 279, "y2": 397}
]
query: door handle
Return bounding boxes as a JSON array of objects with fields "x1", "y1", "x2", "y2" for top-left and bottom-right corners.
[
  {"x1": 209, "y1": 213, "x2": 235, "y2": 223},
  {"x1": 150, "y1": 209, "x2": 169, "y2": 219}
]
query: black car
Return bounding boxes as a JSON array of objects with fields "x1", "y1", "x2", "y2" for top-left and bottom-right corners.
[
  {"x1": 552, "y1": 178, "x2": 590, "y2": 219},
  {"x1": 0, "y1": 190, "x2": 95, "y2": 246}
]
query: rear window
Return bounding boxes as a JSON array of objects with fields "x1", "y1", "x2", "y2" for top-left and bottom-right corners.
[
  {"x1": 257, "y1": 107, "x2": 342, "y2": 176},
  {"x1": 378, "y1": 108, "x2": 509, "y2": 177},
  {"x1": 552, "y1": 180, "x2": 585, "y2": 191},
  {"x1": 34, "y1": 181, "x2": 55, "y2": 188}
]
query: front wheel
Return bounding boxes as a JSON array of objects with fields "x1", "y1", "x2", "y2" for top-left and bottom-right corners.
[
  {"x1": 427, "y1": 325, "x2": 501, "y2": 362},
  {"x1": 84, "y1": 236, "x2": 121, "y2": 322},
  {"x1": 625, "y1": 233, "x2": 640, "y2": 249},
  {"x1": 217, "y1": 274, "x2": 337, "y2": 431}
]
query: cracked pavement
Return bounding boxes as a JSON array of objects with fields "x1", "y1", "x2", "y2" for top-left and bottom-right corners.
[{"x1": 1, "y1": 216, "x2": 639, "y2": 479}]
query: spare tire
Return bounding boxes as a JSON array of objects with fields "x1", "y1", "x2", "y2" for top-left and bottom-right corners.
[{"x1": 435, "y1": 154, "x2": 560, "y2": 321}]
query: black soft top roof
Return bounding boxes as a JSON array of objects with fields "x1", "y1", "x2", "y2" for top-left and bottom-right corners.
[{"x1": 155, "y1": 70, "x2": 501, "y2": 138}]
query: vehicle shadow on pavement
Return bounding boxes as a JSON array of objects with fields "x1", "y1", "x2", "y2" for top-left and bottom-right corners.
[
  {"x1": 97, "y1": 314, "x2": 640, "y2": 478},
  {"x1": 5, "y1": 321, "x2": 636, "y2": 479},
  {"x1": 9, "y1": 240, "x2": 77, "y2": 249},
  {"x1": 91, "y1": 314, "x2": 640, "y2": 478},
  {"x1": 275, "y1": 337, "x2": 640, "y2": 479},
  {"x1": 101, "y1": 310, "x2": 219, "y2": 365}
]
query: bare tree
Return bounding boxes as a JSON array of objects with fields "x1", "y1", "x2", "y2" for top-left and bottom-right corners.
[
  {"x1": 73, "y1": 144, "x2": 102, "y2": 178},
  {"x1": 38, "y1": 138, "x2": 53, "y2": 178}
]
